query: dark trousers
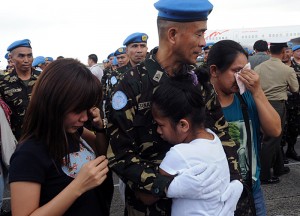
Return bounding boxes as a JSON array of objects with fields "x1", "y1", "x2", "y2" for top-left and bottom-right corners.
[
  {"x1": 285, "y1": 95, "x2": 300, "y2": 150},
  {"x1": 260, "y1": 100, "x2": 286, "y2": 180}
]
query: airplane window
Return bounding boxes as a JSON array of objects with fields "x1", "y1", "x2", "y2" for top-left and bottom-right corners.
[{"x1": 294, "y1": 33, "x2": 296, "y2": 36}]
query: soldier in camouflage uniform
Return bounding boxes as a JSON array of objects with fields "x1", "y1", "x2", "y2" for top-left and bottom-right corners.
[
  {"x1": 285, "y1": 45, "x2": 300, "y2": 161},
  {"x1": 101, "y1": 53, "x2": 115, "y2": 119},
  {"x1": 106, "y1": 1, "x2": 242, "y2": 215},
  {"x1": 104, "y1": 33, "x2": 149, "y2": 120},
  {"x1": 101, "y1": 53, "x2": 115, "y2": 93},
  {"x1": 1, "y1": 53, "x2": 14, "y2": 76},
  {"x1": 0, "y1": 39, "x2": 40, "y2": 140}
]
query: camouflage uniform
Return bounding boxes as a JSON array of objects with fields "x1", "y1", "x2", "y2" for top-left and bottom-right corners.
[
  {"x1": 284, "y1": 59, "x2": 300, "y2": 150},
  {"x1": 107, "y1": 47, "x2": 241, "y2": 216},
  {"x1": 101, "y1": 68, "x2": 113, "y2": 97},
  {"x1": 0, "y1": 69, "x2": 40, "y2": 140},
  {"x1": 104, "y1": 62, "x2": 133, "y2": 119}
]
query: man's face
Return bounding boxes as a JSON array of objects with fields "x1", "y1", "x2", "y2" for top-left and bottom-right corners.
[
  {"x1": 10, "y1": 47, "x2": 33, "y2": 72},
  {"x1": 174, "y1": 21, "x2": 207, "y2": 65},
  {"x1": 293, "y1": 49, "x2": 300, "y2": 60},
  {"x1": 203, "y1": 49, "x2": 210, "y2": 62},
  {"x1": 87, "y1": 58, "x2": 93, "y2": 67},
  {"x1": 108, "y1": 56, "x2": 114, "y2": 67},
  {"x1": 116, "y1": 54, "x2": 129, "y2": 67},
  {"x1": 103, "y1": 62, "x2": 109, "y2": 69},
  {"x1": 126, "y1": 42, "x2": 148, "y2": 65},
  {"x1": 282, "y1": 48, "x2": 292, "y2": 62}
]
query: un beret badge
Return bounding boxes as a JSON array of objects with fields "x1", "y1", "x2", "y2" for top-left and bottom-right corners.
[{"x1": 142, "y1": 35, "x2": 148, "y2": 42}]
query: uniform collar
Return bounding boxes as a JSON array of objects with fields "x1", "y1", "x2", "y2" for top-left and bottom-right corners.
[
  {"x1": 144, "y1": 47, "x2": 196, "y2": 86},
  {"x1": 11, "y1": 68, "x2": 40, "y2": 80},
  {"x1": 270, "y1": 57, "x2": 283, "y2": 62}
]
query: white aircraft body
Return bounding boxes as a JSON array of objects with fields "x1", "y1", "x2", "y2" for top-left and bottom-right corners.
[{"x1": 205, "y1": 25, "x2": 300, "y2": 49}]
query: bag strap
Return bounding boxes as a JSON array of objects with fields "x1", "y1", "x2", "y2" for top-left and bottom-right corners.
[{"x1": 236, "y1": 93, "x2": 253, "y2": 191}]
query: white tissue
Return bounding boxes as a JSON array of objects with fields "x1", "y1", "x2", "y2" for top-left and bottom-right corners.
[{"x1": 234, "y1": 62, "x2": 251, "y2": 94}]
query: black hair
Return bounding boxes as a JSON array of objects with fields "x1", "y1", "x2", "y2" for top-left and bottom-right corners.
[
  {"x1": 152, "y1": 74, "x2": 206, "y2": 129},
  {"x1": 88, "y1": 54, "x2": 98, "y2": 63},
  {"x1": 207, "y1": 40, "x2": 248, "y2": 72},
  {"x1": 269, "y1": 45, "x2": 285, "y2": 55},
  {"x1": 253, "y1": 40, "x2": 268, "y2": 52}
]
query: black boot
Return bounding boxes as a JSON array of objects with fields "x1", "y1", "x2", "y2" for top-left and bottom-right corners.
[{"x1": 286, "y1": 148, "x2": 300, "y2": 161}]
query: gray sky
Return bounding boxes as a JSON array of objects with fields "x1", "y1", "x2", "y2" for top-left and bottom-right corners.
[{"x1": 1, "y1": 0, "x2": 299, "y2": 69}]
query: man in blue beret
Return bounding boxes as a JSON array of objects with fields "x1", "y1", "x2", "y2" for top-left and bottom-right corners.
[
  {"x1": 2, "y1": 53, "x2": 14, "y2": 75},
  {"x1": 0, "y1": 39, "x2": 40, "y2": 140},
  {"x1": 107, "y1": 0, "x2": 243, "y2": 215},
  {"x1": 101, "y1": 52, "x2": 116, "y2": 83},
  {"x1": 32, "y1": 56, "x2": 47, "y2": 72},
  {"x1": 202, "y1": 42, "x2": 214, "y2": 64},
  {"x1": 103, "y1": 33, "x2": 149, "y2": 126},
  {"x1": 123, "y1": 32, "x2": 149, "y2": 68},
  {"x1": 114, "y1": 47, "x2": 129, "y2": 68},
  {"x1": 44, "y1": 56, "x2": 54, "y2": 65},
  {"x1": 283, "y1": 44, "x2": 300, "y2": 162},
  {"x1": 101, "y1": 52, "x2": 116, "y2": 110},
  {"x1": 291, "y1": 45, "x2": 300, "y2": 71}
]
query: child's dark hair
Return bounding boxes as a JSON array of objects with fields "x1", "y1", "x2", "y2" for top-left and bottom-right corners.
[{"x1": 152, "y1": 74, "x2": 206, "y2": 129}]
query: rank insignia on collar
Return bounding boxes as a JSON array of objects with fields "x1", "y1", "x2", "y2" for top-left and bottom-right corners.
[{"x1": 153, "y1": 71, "x2": 163, "y2": 82}]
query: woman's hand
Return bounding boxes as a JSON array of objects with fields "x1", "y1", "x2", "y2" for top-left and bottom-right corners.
[
  {"x1": 89, "y1": 107, "x2": 104, "y2": 129},
  {"x1": 72, "y1": 155, "x2": 108, "y2": 194},
  {"x1": 238, "y1": 69, "x2": 261, "y2": 96}
]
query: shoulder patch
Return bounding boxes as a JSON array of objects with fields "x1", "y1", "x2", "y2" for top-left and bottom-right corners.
[
  {"x1": 110, "y1": 76, "x2": 117, "y2": 85},
  {"x1": 112, "y1": 91, "x2": 128, "y2": 110}
]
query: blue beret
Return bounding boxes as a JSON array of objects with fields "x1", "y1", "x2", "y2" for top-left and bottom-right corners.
[
  {"x1": 203, "y1": 42, "x2": 214, "y2": 50},
  {"x1": 112, "y1": 57, "x2": 118, "y2": 66},
  {"x1": 107, "y1": 52, "x2": 115, "y2": 59},
  {"x1": 114, "y1": 47, "x2": 127, "y2": 56},
  {"x1": 7, "y1": 39, "x2": 31, "y2": 52},
  {"x1": 4, "y1": 53, "x2": 9, "y2": 60},
  {"x1": 292, "y1": 45, "x2": 300, "y2": 52},
  {"x1": 287, "y1": 42, "x2": 293, "y2": 49},
  {"x1": 123, "y1": 32, "x2": 149, "y2": 46},
  {"x1": 45, "y1": 57, "x2": 53, "y2": 62},
  {"x1": 154, "y1": 0, "x2": 213, "y2": 22},
  {"x1": 32, "y1": 56, "x2": 46, "y2": 67}
]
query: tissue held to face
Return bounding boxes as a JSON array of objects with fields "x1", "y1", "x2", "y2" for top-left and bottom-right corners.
[{"x1": 214, "y1": 53, "x2": 248, "y2": 95}]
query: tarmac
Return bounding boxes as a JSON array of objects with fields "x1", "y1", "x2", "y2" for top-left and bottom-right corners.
[{"x1": 2, "y1": 136, "x2": 300, "y2": 216}]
